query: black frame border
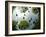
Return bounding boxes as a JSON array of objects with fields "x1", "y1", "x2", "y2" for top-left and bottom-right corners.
[{"x1": 5, "y1": 1, "x2": 45, "y2": 36}]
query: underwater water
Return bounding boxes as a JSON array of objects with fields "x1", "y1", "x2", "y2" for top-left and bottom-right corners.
[{"x1": 12, "y1": 6, "x2": 40, "y2": 30}]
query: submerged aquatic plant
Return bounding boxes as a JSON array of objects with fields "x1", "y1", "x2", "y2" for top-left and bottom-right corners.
[
  {"x1": 32, "y1": 7, "x2": 39, "y2": 14},
  {"x1": 12, "y1": 20, "x2": 18, "y2": 30},
  {"x1": 18, "y1": 20, "x2": 29, "y2": 30}
]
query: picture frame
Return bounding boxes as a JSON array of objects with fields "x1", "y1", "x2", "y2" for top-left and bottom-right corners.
[{"x1": 5, "y1": 1, "x2": 45, "y2": 36}]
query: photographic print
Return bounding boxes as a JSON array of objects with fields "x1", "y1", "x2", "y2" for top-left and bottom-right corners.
[
  {"x1": 12, "y1": 6, "x2": 40, "y2": 30},
  {"x1": 5, "y1": 1, "x2": 45, "y2": 36}
]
